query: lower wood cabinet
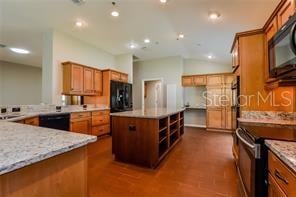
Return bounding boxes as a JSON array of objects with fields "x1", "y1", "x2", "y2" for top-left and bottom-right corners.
[
  {"x1": 15, "y1": 116, "x2": 39, "y2": 126},
  {"x1": 268, "y1": 151, "x2": 296, "y2": 197},
  {"x1": 91, "y1": 110, "x2": 110, "y2": 136},
  {"x1": 206, "y1": 107, "x2": 233, "y2": 131},
  {"x1": 70, "y1": 112, "x2": 91, "y2": 134}
]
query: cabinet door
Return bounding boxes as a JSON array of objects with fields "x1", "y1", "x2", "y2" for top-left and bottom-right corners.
[
  {"x1": 94, "y1": 69, "x2": 102, "y2": 95},
  {"x1": 206, "y1": 87, "x2": 224, "y2": 107},
  {"x1": 182, "y1": 76, "x2": 194, "y2": 86},
  {"x1": 277, "y1": 0, "x2": 295, "y2": 29},
  {"x1": 111, "y1": 71, "x2": 121, "y2": 81},
  {"x1": 71, "y1": 64, "x2": 84, "y2": 93},
  {"x1": 83, "y1": 67, "x2": 94, "y2": 94},
  {"x1": 268, "y1": 174, "x2": 287, "y2": 197},
  {"x1": 70, "y1": 118, "x2": 91, "y2": 134},
  {"x1": 206, "y1": 107, "x2": 225, "y2": 129},
  {"x1": 193, "y1": 76, "x2": 206, "y2": 85},
  {"x1": 266, "y1": 17, "x2": 278, "y2": 42},
  {"x1": 120, "y1": 73, "x2": 128, "y2": 83},
  {"x1": 206, "y1": 75, "x2": 223, "y2": 86},
  {"x1": 225, "y1": 108, "x2": 233, "y2": 130}
]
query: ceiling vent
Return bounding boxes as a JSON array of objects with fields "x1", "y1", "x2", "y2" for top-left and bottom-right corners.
[
  {"x1": 71, "y1": 0, "x2": 86, "y2": 5},
  {"x1": 0, "y1": 44, "x2": 6, "y2": 48}
]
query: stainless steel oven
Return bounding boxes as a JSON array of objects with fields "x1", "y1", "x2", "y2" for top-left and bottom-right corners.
[{"x1": 236, "y1": 128, "x2": 267, "y2": 197}]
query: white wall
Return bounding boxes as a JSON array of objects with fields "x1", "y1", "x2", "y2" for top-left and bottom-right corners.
[
  {"x1": 42, "y1": 31, "x2": 117, "y2": 104},
  {"x1": 115, "y1": 53, "x2": 133, "y2": 83},
  {"x1": 0, "y1": 61, "x2": 42, "y2": 105},
  {"x1": 133, "y1": 56, "x2": 183, "y2": 109},
  {"x1": 183, "y1": 59, "x2": 232, "y2": 75}
]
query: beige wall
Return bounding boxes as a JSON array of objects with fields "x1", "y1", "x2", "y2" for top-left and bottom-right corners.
[
  {"x1": 183, "y1": 59, "x2": 232, "y2": 75},
  {"x1": 0, "y1": 61, "x2": 42, "y2": 105},
  {"x1": 42, "y1": 31, "x2": 117, "y2": 104},
  {"x1": 133, "y1": 56, "x2": 183, "y2": 109}
]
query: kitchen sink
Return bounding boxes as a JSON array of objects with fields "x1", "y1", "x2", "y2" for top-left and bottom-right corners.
[{"x1": 0, "y1": 114, "x2": 24, "y2": 120}]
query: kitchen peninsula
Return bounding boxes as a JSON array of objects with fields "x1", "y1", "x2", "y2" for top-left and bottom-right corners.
[
  {"x1": 0, "y1": 121, "x2": 96, "y2": 197},
  {"x1": 111, "y1": 108, "x2": 185, "y2": 168}
]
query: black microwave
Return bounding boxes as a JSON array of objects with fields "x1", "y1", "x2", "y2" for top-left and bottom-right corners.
[{"x1": 269, "y1": 13, "x2": 296, "y2": 79}]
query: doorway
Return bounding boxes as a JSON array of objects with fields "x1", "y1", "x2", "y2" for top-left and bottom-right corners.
[{"x1": 142, "y1": 79, "x2": 163, "y2": 109}]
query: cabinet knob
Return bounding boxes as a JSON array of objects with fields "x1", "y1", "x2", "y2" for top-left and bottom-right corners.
[{"x1": 128, "y1": 125, "x2": 136, "y2": 131}]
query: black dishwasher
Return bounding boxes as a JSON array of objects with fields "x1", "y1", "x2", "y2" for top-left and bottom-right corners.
[{"x1": 39, "y1": 113, "x2": 70, "y2": 131}]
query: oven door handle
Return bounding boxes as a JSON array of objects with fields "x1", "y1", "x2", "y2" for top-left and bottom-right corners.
[
  {"x1": 236, "y1": 128, "x2": 255, "y2": 149},
  {"x1": 290, "y1": 22, "x2": 296, "y2": 55}
]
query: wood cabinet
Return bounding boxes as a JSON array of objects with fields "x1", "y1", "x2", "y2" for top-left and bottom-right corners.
[
  {"x1": 268, "y1": 150, "x2": 296, "y2": 197},
  {"x1": 91, "y1": 110, "x2": 110, "y2": 136},
  {"x1": 206, "y1": 107, "x2": 225, "y2": 129},
  {"x1": 277, "y1": 0, "x2": 295, "y2": 29},
  {"x1": 111, "y1": 70, "x2": 128, "y2": 82},
  {"x1": 70, "y1": 112, "x2": 91, "y2": 134},
  {"x1": 62, "y1": 61, "x2": 102, "y2": 96},
  {"x1": 83, "y1": 67, "x2": 94, "y2": 94},
  {"x1": 112, "y1": 111, "x2": 184, "y2": 168},
  {"x1": 182, "y1": 76, "x2": 194, "y2": 86},
  {"x1": 206, "y1": 75, "x2": 223, "y2": 86},
  {"x1": 94, "y1": 69, "x2": 103, "y2": 95},
  {"x1": 63, "y1": 62, "x2": 84, "y2": 95},
  {"x1": 181, "y1": 75, "x2": 207, "y2": 86},
  {"x1": 266, "y1": 17, "x2": 278, "y2": 42},
  {"x1": 24, "y1": 117, "x2": 39, "y2": 126}
]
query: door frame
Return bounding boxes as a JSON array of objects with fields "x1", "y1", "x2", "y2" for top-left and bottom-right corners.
[{"x1": 141, "y1": 78, "x2": 164, "y2": 109}]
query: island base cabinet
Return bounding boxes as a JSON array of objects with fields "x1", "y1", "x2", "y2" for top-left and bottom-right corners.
[
  {"x1": 0, "y1": 147, "x2": 87, "y2": 197},
  {"x1": 112, "y1": 117, "x2": 159, "y2": 168}
]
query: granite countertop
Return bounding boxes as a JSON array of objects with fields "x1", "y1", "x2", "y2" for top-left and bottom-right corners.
[
  {"x1": 1, "y1": 106, "x2": 109, "y2": 122},
  {"x1": 0, "y1": 121, "x2": 97, "y2": 175},
  {"x1": 238, "y1": 118, "x2": 296, "y2": 127},
  {"x1": 265, "y1": 140, "x2": 296, "y2": 173},
  {"x1": 110, "y1": 108, "x2": 185, "y2": 119}
]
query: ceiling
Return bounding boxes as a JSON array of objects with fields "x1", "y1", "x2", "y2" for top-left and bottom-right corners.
[{"x1": 0, "y1": 0, "x2": 279, "y2": 67}]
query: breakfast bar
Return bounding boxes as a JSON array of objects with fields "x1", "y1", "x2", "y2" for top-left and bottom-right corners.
[
  {"x1": 0, "y1": 121, "x2": 96, "y2": 197},
  {"x1": 111, "y1": 108, "x2": 185, "y2": 168}
]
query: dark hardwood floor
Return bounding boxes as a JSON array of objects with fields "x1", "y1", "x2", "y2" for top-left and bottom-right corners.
[{"x1": 87, "y1": 127, "x2": 239, "y2": 197}]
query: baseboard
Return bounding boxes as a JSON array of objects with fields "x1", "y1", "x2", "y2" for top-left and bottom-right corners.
[
  {"x1": 206, "y1": 128, "x2": 233, "y2": 133},
  {"x1": 184, "y1": 124, "x2": 206, "y2": 128}
]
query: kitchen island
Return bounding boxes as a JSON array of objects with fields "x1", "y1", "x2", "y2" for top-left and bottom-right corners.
[
  {"x1": 0, "y1": 121, "x2": 96, "y2": 197},
  {"x1": 111, "y1": 108, "x2": 185, "y2": 168}
]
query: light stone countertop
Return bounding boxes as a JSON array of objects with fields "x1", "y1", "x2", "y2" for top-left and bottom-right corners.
[
  {"x1": 238, "y1": 118, "x2": 296, "y2": 127},
  {"x1": 0, "y1": 121, "x2": 97, "y2": 175},
  {"x1": 1, "y1": 106, "x2": 110, "y2": 122},
  {"x1": 265, "y1": 140, "x2": 296, "y2": 173},
  {"x1": 110, "y1": 108, "x2": 185, "y2": 119}
]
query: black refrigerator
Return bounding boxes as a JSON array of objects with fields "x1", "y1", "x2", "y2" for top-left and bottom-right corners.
[{"x1": 110, "y1": 80, "x2": 133, "y2": 113}]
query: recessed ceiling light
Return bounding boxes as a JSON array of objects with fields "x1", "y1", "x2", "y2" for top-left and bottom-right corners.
[
  {"x1": 111, "y1": 2, "x2": 119, "y2": 17},
  {"x1": 209, "y1": 11, "x2": 221, "y2": 20},
  {"x1": 207, "y1": 55, "x2": 214, "y2": 59},
  {"x1": 160, "y1": 0, "x2": 167, "y2": 3},
  {"x1": 144, "y1": 39, "x2": 150, "y2": 43},
  {"x1": 9, "y1": 47, "x2": 30, "y2": 54},
  {"x1": 130, "y1": 43, "x2": 136, "y2": 49},
  {"x1": 177, "y1": 34, "x2": 184, "y2": 40},
  {"x1": 75, "y1": 21, "x2": 83, "y2": 27}
]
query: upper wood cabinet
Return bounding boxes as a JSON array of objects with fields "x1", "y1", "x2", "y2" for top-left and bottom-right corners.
[
  {"x1": 94, "y1": 70, "x2": 103, "y2": 95},
  {"x1": 83, "y1": 67, "x2": 94, "y2": 94},
  {"x1": 182, "y1": 75, "x2": 207, "y2": 86},
  {"x1": 266, "y1": 17, "x2": 278, "y2": 42},
  {"x1": 62, "y1": 62, "x2": 102, "y2": 96},
  {"x1": 63, "y1": 62, "x2": 84, "y2": 95},
  {"x1": 193, "y1": 75, "x2": 206, "y2": 85},
  {"x1": 110, "y1": 71, "x2": 128, "y2": 82},
  {"x1": 182, "y1": 76, "x2": 194, "y2": 86},
  {"x1": 277, "y1": 0, "x2": 295, "y2": 29},
  {"x1": 206, "y1": 75, "x2": 223, "y2": 86}
]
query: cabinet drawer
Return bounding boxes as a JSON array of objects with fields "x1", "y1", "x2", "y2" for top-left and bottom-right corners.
[
  {"x1": 92, "y1": 110, "x2": 109, "y2": 116},
  {"x1": 24, "y1": 117, "x2": 39, "y2": 126},
  {"x1": 92, "y1": 124, "x2": 110, "y2": 136},
  {"x1": 268, "y1": 151, "x2": 296, "y2": 196},
  {"x1": 71, "y1": 112, "x2": 91, "y2": 120},
  {"x1": 92, "y1": 115, "x2": 110, "y2": 126}
]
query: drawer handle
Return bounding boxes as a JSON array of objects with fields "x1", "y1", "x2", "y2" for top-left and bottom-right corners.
[
  {"x1": 128, "y1": 125, "x2": 136, "y2": 131},
  {"x1": 275, "y1": 170, "x2": 289, "y2": 185}
]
